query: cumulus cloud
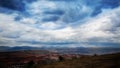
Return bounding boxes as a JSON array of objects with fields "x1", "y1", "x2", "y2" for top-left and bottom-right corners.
[
  {"x1": 74, "y1": 7, "x2": 120, "y2": 46},
  {"x1": 0, "y1": 12, "x2": 76, "y2": 47},
  {"x1": 0, "y1": 0, "x2": 120, "y2": 47}
]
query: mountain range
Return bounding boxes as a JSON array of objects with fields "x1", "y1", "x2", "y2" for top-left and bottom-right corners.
[{"x1": 0, "y1": 46, "x2": 120, "y2": 55}]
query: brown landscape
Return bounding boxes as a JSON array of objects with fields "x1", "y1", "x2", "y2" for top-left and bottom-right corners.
[{"x1": 0, "y1": 50, "x2": 120, "y2": 68}]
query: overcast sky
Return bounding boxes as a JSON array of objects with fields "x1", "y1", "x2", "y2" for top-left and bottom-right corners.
[{"x1": 0, "y1": 0, "x2": 120, "y2": 47}]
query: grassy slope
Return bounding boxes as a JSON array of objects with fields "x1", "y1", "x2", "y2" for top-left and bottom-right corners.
[{"x1": 37, "y1": 53, "x2": 120, "y2": 68}]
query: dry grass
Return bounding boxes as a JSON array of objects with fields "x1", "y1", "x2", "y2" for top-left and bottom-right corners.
[{"x1": 36, "y1": 53, "x2": 120, "y2": 68}]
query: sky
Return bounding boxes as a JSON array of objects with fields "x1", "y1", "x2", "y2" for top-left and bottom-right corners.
[{"x1": 0, "y1": 0, "x2": 120, "y2": 48}]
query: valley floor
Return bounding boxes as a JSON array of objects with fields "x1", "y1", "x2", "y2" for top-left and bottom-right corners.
[{"x1": 36, "y1": 53, "x2": 120, "y2": 68}]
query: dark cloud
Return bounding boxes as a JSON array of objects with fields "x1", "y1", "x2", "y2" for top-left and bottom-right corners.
[
  {"x1": 49, "y1": 0, "x2": 76, "y2": 2},
  {"x1": 101, "y1": 0, "x2": 120, "y2": 8},
  {"x1": 0, "y1": 0, "x2": 37, "y2": 12},
  {"x1": 2, "y1": 32, "x2": 20, "y2": 39},
  {"x1": 0, "y1": 7, "x2": 14, "y2": 14},
  {"x1": 3, "y1": 35, "x2": 20, "y2": 39},
  {"x1": 62, "y1": 9, "x2": 88, "y2": 23},
  {"x1": 0, "y1": 0, "x2": 25, "y2": 11},
  {"x1": 84, "y1": 42, "x2": 120, "y2": 47},
  {"x1": 25, "y1": 0, "x2": 37, "y2": 3},
  {"x1": 42, "y1": 15, "x2": 60, "y2": 22},
  {"x1": 90, "y1": 0, "x2": 120, "y2": 16},
  {"x1": 18, "y1": 40, "x2": 77, "y2": 45},
  {"x1": 43, "y1": 9, "x2": 64, "y2": 15},
  {"x1": 42, "y1": 9, "x2": 64, "y2": 22},
  {"x1": 14, "y1": 16, "x2": 22, "y2": 21},
  {"x1": 0, "y1": 28, "x2": 3, "y2": 32},
  {"x1": 0, "y1": 41, "x2": 6, "y2": 44},
  {"x1": 0, "y1": 0, "x2": 120, "y2": 16}
]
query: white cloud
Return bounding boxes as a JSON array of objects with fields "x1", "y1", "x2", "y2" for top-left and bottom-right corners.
[
  {"x1": 0, "y1": 4, "x2": 120, "y2": 47},
  {"x1": 44, "y1": 27, "x2": 76, "y2": 40},
  {"x1": 40, "y1": 22, "x2": 61, "y2": 29},
  {"x1": 74, "y1": 7, "x2": 120, "y2": 43},
  {"x1": 26, "y1": 0, "x2": 56, "y2": 15},
  {"x1": 0, "y1": 12, "x2": 76, "y2": 47},
  {"x1": 19, "y1": 18, "x2": 36, "y2": 24}
]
